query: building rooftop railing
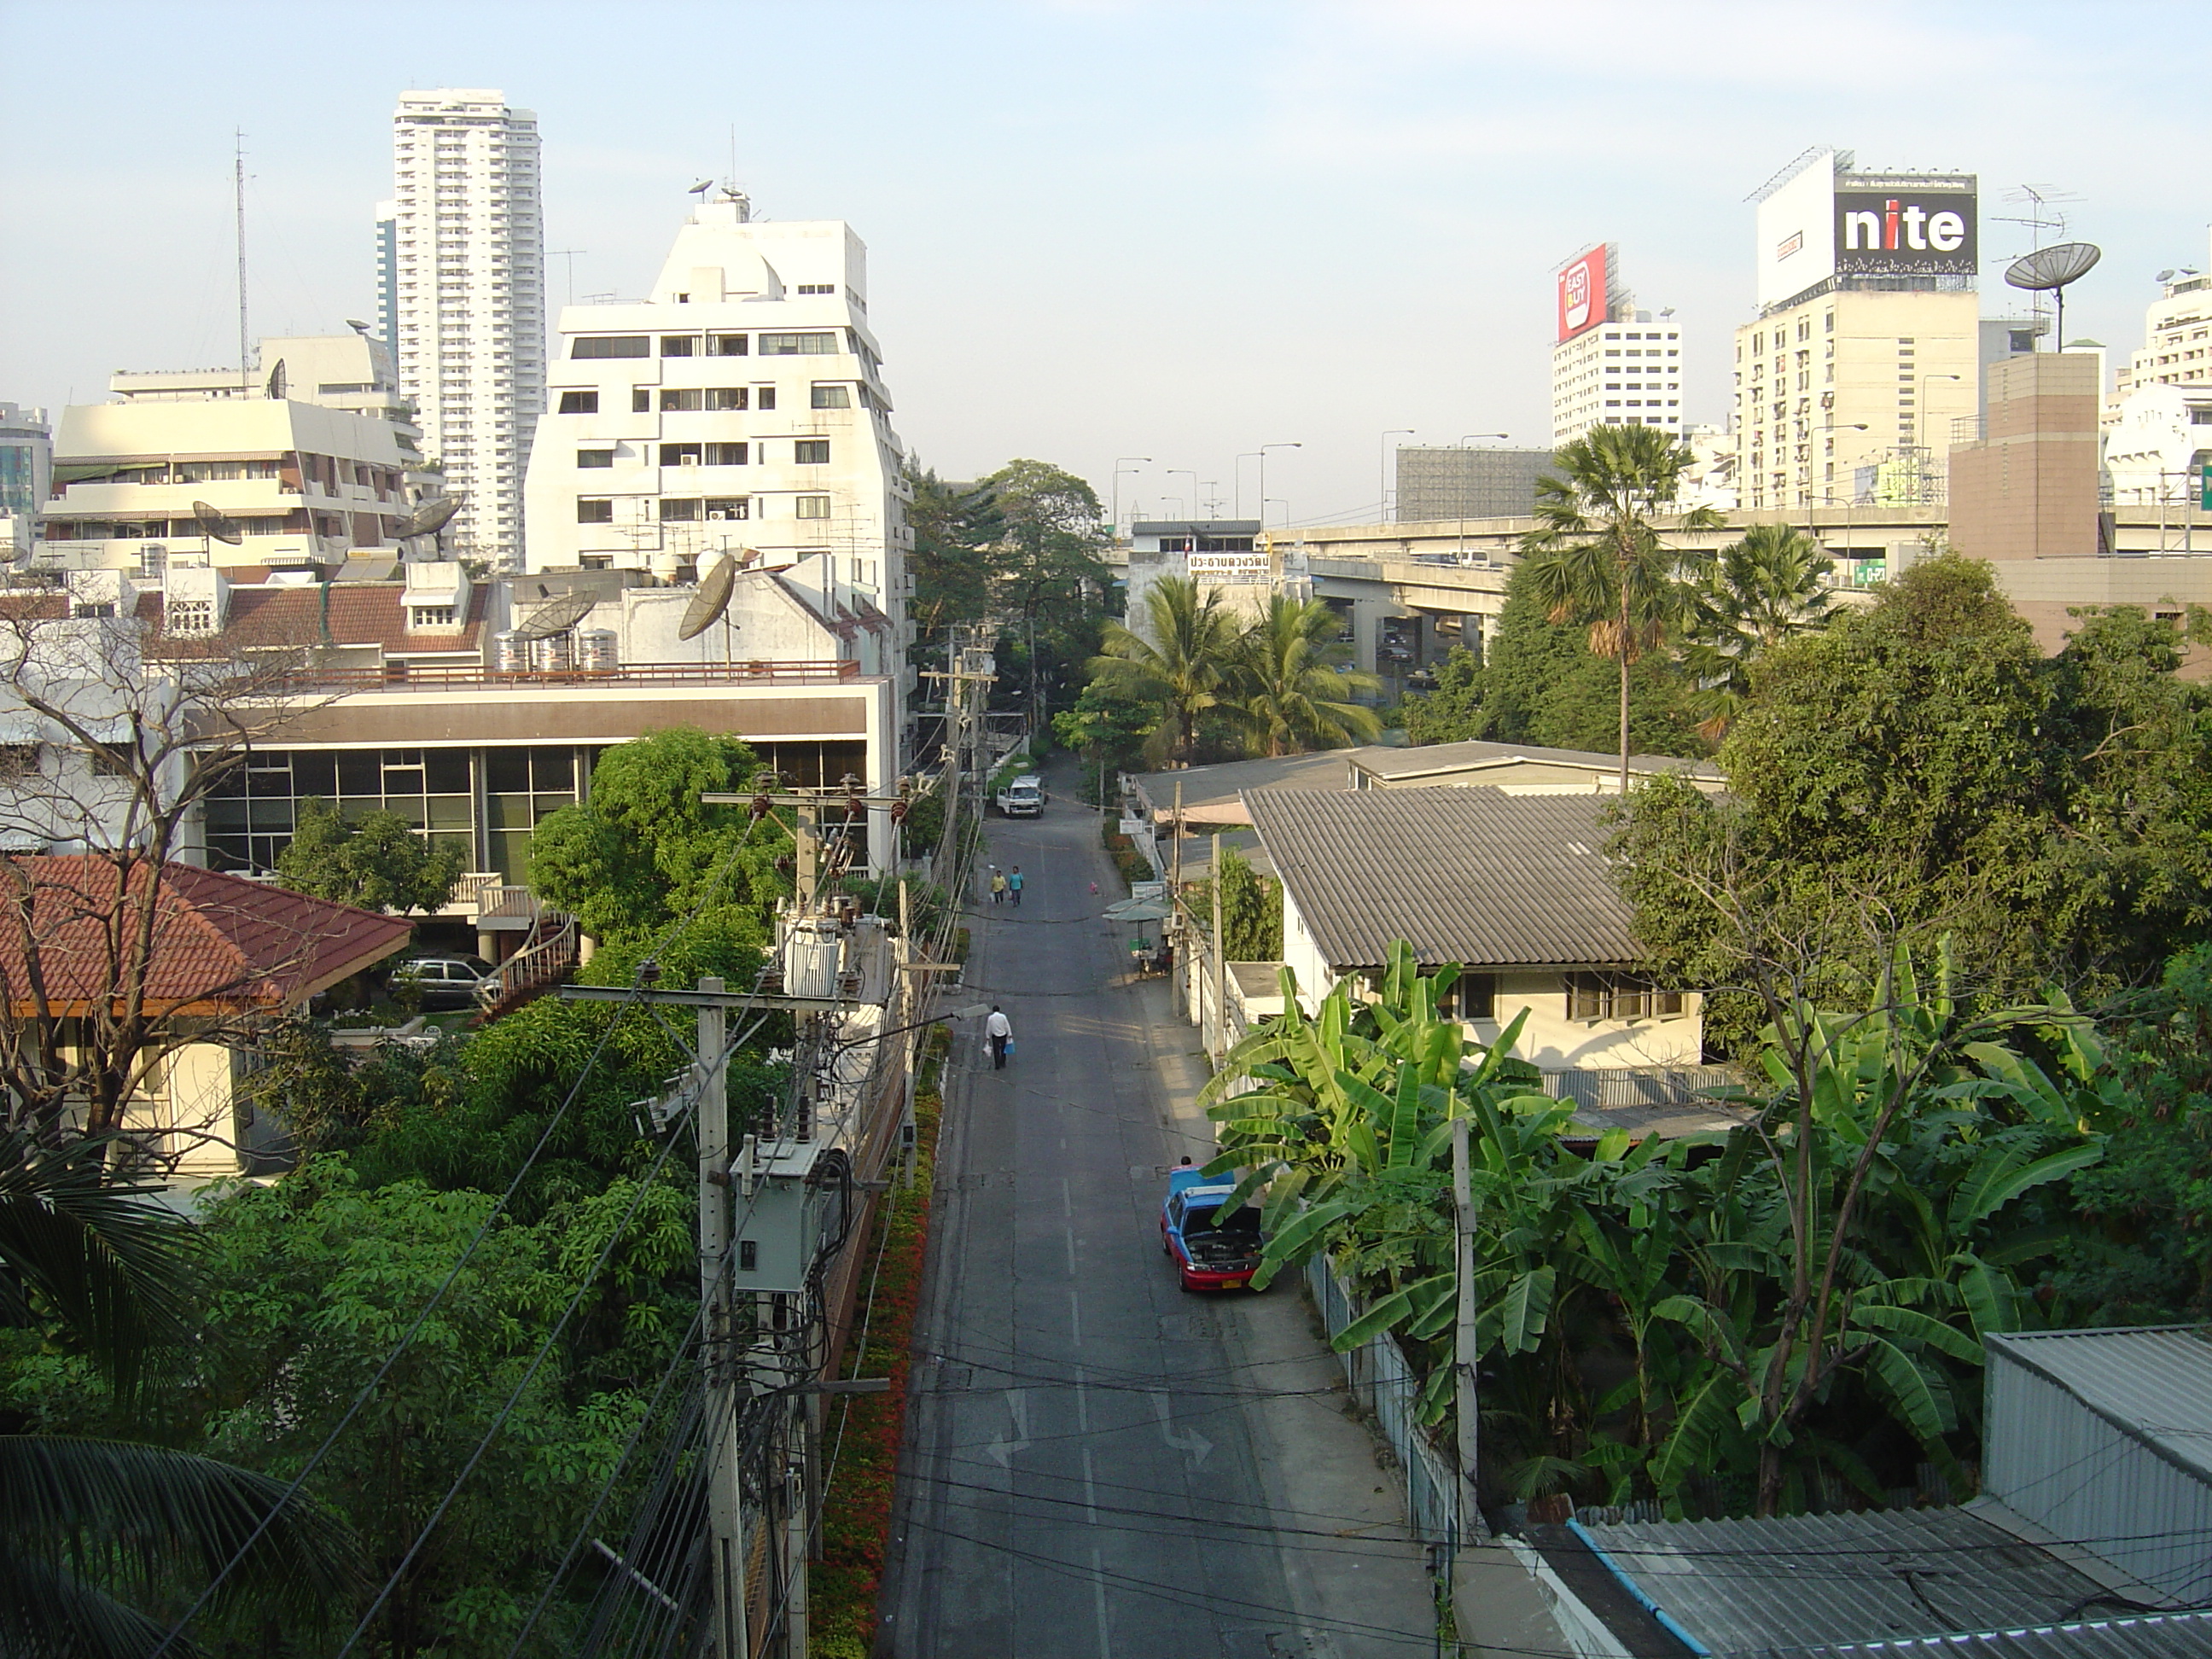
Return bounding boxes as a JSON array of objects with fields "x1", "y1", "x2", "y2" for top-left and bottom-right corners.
[{"x1": 275, "y1": 659, "x2": 866, "y2": 694}]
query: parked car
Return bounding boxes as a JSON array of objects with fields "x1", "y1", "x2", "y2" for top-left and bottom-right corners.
[
  {"x1": 994, "y1": 774, "x2": 1045, "y2": 817},
  {"x1": 1160, "y1": 1160, "x2": 1266, "y2": 1291},
  {"x1": 393, "y1": 953, "x2": 498, "y2": 1010}
]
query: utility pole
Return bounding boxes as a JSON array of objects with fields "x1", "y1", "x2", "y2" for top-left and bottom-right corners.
[
  {"x1": 697, "y1": 976, "x2": 746, "y2": 1658},
  {"x1": 1170, "y1": 779, "x2": 1185, "y2": 1023},
  {"x1": 918, "y1": 630, "x2": 997, "y2": 894},
  {"x1": 234, "y1": 131, "x2": 252, "y2": 380},
  {"x1": 1210, "y1": 830, "x2": 1227, "y2": 1061},
  {"x1": 1452, "y1": 1115, "x2": 1487, "y2": 1545}
]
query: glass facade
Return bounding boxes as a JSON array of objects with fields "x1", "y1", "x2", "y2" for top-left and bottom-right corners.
[{"x1": 202, "y1": 738, "x2": 869, "y2": 882}]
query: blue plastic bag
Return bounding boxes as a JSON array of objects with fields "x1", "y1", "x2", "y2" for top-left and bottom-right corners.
[{"x1": 1003, "y1": 1039, "x2": 1015, "y2": 1057}]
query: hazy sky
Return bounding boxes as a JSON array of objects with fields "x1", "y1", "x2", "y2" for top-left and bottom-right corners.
[{"x1": 3, "y1": 0, "x2": 2207, "y2": 527}]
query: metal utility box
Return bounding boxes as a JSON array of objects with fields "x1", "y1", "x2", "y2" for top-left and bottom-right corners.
[{"x1": 729, "y1": 1144, "x2": 834, "y2": 1295}]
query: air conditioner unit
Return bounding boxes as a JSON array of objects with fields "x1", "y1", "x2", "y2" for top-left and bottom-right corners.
[
  {"x1": 707, "y1": 510, "x2": 727, "y2": 521},
  {"x1": 678, "y1": 455, "x2": 699, "y2": 466}
]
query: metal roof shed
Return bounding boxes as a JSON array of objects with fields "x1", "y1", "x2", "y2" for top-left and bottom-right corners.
[{"x1": 1982, "y1": 1327, "x2": 2212, "y2": 1607}]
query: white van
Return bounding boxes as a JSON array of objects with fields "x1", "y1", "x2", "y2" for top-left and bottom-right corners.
[{"x1": 995, "y1": 774, "x2": 1045, "y2": 817}]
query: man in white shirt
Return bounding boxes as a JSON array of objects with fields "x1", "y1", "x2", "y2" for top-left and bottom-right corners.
[{"x1": 985, "y1": 1005, "x2": 1012, "y2": 1069}]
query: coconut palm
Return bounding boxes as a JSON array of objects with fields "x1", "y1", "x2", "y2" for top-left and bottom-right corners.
[
  {"x1": 1090, "y1": 574, "x2": 1244, "y2": 766},
  {"x1": 0, "y1": 1132, "x2": 362, "y2": 1652},
  {"x1": 1681, "y1": 522, "x2": 1837, "y2": 741},
  {"x1": 1517, "y1": 425, "x2": 1723, "y2": 789},
  {"x1": 1231, "y1": 595, "x2": 1385, "y2": 756}
]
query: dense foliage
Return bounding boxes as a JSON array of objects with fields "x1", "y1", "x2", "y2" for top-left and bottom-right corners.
[
  {"x1": 276, "y1": 798, "x2": 466, "y2": 917},
  {"x1": 1205, "y1": 941, "x2": 2112, "y2": 1519}
]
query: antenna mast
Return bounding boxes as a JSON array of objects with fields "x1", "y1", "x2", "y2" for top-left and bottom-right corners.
[{"x1": 234, "y1": 131, "x2": 251, "y2": 380}]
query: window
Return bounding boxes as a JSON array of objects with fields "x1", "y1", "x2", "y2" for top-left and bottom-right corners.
[
  {"x1": 660, "y1": 388, "x2": 703, "y2": 411},
  {"x1": 794, "y1": 439, "x2": 830, "y2": 465},
  {"x1": 571, "y1": 335, "x2": 650, "y2": 358},
  {"x1": 758, "y1": 332, "x2": 837, "y2": 356},
  {"x1": 705, "y1": 442, "x2": 748, "y2": 466},
  {"x1": 1568, "y1": 972, "x2": 1684, "y2": 1021},
  {"x1": 577, "y1": 498, "x2": 614, "y2": 524},
  {"x1": 579, "y1": 555, "x2": 613, "y2": 570},
  {"x1": 795, "y1": 494, "x2": 831, "y2": 519},
  {"x1": 632, "y1": 389, "x2": 651, "y2": 412},
  {"x1": 705, "y1": 497, "x2": 749, "y2": 520},
  {"x1": 409, "y1": 605, "x2": 457, "y2": 628},
  {"x1": 661, "y1": 498, "x2": 701, "y2": 521},
  {"x1": 705, "y1": 387, "x2": 748, "y2": 410},
  {"x1": 660, "y1": 442, "x2": 702, "y2": 465},
  {"x1": 811, "y1": 385, "x2": 852, "y2": 409},
  {"x1": 755, "y1": 387, "x2": 777, "y2": 411},
  {"x1": 1434, "y1": 973, "x2": 1496, "y2": 1021},
  {"x1": 661, "y1": 335, "x2": 697, "y2": 357},
  {"x1": 795, "y1": 282, "x2": 835, "y2": 294},
  {"x1": 576, "y1": 448, "x2": 614, "y2": 469},
  {"x1": 710, "y1": 334, "x2": 748, "y2": 356}
]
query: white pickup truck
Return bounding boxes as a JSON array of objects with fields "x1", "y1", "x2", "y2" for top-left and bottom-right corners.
[{"x1": 994, "y1": 774, "x2": 1045, "y2": 817}]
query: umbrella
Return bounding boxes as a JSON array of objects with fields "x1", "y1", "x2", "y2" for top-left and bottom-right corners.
[{"x1": 1102, "y1": 899, "x2": 1171, "y2": 923}]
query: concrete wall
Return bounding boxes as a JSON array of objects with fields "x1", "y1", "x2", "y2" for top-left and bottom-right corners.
[{"x1": 1949, "y1": 353, "x2": 2103, "y2": 562}]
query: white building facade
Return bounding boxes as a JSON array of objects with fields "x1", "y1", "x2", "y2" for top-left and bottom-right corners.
[
  {"x1": 389, "y1": 89, "x2": 545, "y2": 567},
  {"x1": 1551, "y1": 312, "x2": 1687, "y2": 446},
  {"x1": 522, "y1": 195, "x2": 910, "y2": 661}
]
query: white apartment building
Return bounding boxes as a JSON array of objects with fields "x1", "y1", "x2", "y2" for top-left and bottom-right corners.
[
  {"x1": 522, "y1": 193, "x2": 910, "y2": 658},
  {"x1": 1551, "y1": 312, "x2": 1687, "y2": 445},
  {"x1": 389, "y1": 89, "x2": 545, "y2": 566},
  {"x1": 1, "y1": 402, "x2": 52, "y2": 558}
]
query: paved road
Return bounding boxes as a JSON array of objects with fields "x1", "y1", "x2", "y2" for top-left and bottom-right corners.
[{"x1": 878, "y1": 777, "x2": 1435, "y2": 1658}]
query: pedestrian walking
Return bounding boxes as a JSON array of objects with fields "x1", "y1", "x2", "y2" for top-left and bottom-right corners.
[
  {"x1": 990, "y1": 868, "x2": 1007, "y2": 905},
  {"x1": 1009, "y1": 866, "x2": 1024, "y2": 907},
  {"x1": 1089, "y1": 880, "x2": 1099, "y2": 896},
  {"x1": 985, "y1": 1005, "x2": 1013, "y2": 1069}
]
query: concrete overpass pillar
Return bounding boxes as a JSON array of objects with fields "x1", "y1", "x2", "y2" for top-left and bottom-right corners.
[{"x1": 1348, "y1": 598, "x2": 1386, "y2": 678}]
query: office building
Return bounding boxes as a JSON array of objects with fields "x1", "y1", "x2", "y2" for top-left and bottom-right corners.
[
  {"x1": 2110, "y1": 237, "x2": 2212, "y2": 416},
  {"x1": 0, "y1": 403, "x2": 52, "y2": 554},
  {"x1": 1394, "y1": 446, "x2": 1557, "y2": 521},
  {"x1": 522, "y1": 189, "x2": 909, "y2": 679},
  {"x1": 1736, "y1": 149, "x2": 1981, "y2": 513},
  {"x1": 1550, "y1": 244, "x2": 1687, "y2": 445},
  {"x1": 40, "y1": 341, "x2": 417, "y2": 580},
  {"x1": 389, "y1": 89, "x2": 545, "y2": 567}
]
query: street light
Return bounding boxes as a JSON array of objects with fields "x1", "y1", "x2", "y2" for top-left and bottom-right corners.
[
  {"x1": 1234, "y1": 452, "x2": 1260, "y2": 519},
  {"x1": 1258, "y1": 443, "x2": 1301, "y2": 530},
  {"x1": 1111, "y1": 457, "x2": 1151, "y2": 534},
  {"x1": 1813, "y1": 422, "x2": 1870, "y2": 562},
  {"x1": 1381, "y1": 429, "x2": 1415, "y2": 521},
  {"x1": 1915, "y1": 375, "x2": 1963, "y2": 504},
  {"x1": 1167, "y1": 470, "x2": 1198, "y2": 523},
  {"x1": 1454, "y1": 434, "x2": 1511, "y2": 560},
  {"x1": 1264, "y1": 497, "x2": 1288, "y2": 529}
]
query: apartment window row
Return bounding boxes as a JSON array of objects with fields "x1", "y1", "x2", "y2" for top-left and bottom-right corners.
[
  {"x1": 572, "y1": 330, "x2": 843, "y2": 361},
  {"x1": 557, "y1": 386, "x2": 849, "y2": 418},
  {"x1": 1568, "y1": 972, "x2": 1685, "y2": 1022},
  {"x1": 578, "y1": 493, "x2": 828, "y2": 523}
]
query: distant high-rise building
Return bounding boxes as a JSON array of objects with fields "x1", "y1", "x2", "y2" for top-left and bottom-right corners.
[
  {"x1": 1549, "y1": 245, "x2": 1688, "y2": 445},
  {"x1": 0, "y1": 403, "x2": 52, "y2": 527},
  {"x1": 375, "y1": 199, "x2": 399, "y2": 348},
  {"x1": 389, "y1": 89, "x2": 545, "y2": 565}
]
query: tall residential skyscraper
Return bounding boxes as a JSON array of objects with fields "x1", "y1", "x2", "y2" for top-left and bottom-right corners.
[{"x1": 389, "y1": 89, "x2": 545, "y2": 564}]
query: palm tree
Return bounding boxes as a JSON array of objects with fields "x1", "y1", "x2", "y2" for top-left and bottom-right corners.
[
  {"x1": 1090, "y1": 574, "x2": 1243, "y2": 766},
  {"x1": 1, "y1": 1132, "x2": 362, "y2": 1652},
  {"x1": 1517, "y1": 425, "x2": 1723, "y2": 789},
  {"x1": 1231, "y1": 596, "x2": 1385, "y2": 756},
  {"x1": 1682, "y1": 522, "x2": 1837, "y2": 741}
]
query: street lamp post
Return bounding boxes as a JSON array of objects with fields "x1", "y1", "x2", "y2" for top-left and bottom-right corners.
[
  {"x1": 1814, "y1": 422, "x2": 1870, "y2": 568},
  {"x1": 1111, "y1": 457, "x2": 1151, "y2": 535},
  {"x1": 1916, "y1": 375, "x2": 1963, "y2": 507},
  {"x1": 1264, "y1": 498, "x2": 1287, "y2": 529},
  {"x1": 1167, "y1": 471, "x2": 1198, "y2": 525},
  {"x1": 1258, "y1": 443, "x2": 1301, "y2": 531},
  {"x1": 1381, "y1": 428, "x2": 1415, "y2": 522}
]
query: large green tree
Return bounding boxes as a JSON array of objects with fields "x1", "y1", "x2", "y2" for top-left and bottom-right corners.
[
  {"x1": 980, "y1": 459, "x2": 1112, "y2": 732},
  {"x1": 1229, "y1": 595, "x2": 1383, "y2": 755},
  {"x1": 527, "y1": 729, "x2": 785, "y2": 946},
  {"x1": 1089, "y1": 575, "x2": 1243, "y2": 767},
  {"x1": 276, "y1": 799, "x2": 466, "y2": 916},
  {"x1": 1518, "y1": 424, "x2": 1722, "y2": 788},
  {"x1": 902, "y1": 464, "x2": 1000, "y2": 662},
  {"x1": 1680, "y1": 522, "x2": 1837, "y2": 742},
  {"x1": 1615, "y1": 560, "x2": 2212, "y2": 1051}
]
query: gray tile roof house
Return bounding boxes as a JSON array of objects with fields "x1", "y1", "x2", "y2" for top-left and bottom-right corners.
[
  {"x1": 1243, "y1": 787, "x2": 1639, "y2": 971},
  {"x1": 1348, "y1": 736, "x2": 1726, "y2": 792}
]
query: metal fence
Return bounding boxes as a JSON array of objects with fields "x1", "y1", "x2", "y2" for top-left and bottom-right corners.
[
  {"x1": 1538, "y1": 1066, "x2": 1738, "y2": 1117},
  {"x1": 1307, "y1": 1254, "x2": 1464, "y2": 1546}
]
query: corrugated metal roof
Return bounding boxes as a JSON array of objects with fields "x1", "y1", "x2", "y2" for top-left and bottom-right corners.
[
  {"x1": 1753, "y1": 1609, "x2": 2212, "y2": 1658},
  {"x1": 1985, "y1": 1329, "x2": 2212, "y2": 1487},
  {"x1": 1127, "y1": 752, "x2": 1352, "y2": 821},
  {"x1": 1349, "y1": 737, "x2": 1724, "y2": 783},
  {"x1": 1245, "y1": 788, "x2": 1639, "y2": 969},
  {"x1": 1572, "y1": 1506, "x2": 2128, "y2": 1656}
]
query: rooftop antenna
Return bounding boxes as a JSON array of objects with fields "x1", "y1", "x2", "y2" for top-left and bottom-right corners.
[
  {"x1": 548, "y1": 249, "x2": 586, "y2": 306},
  {"x1": 234, "y1": 130, "x2": 251, "y2": 381}
]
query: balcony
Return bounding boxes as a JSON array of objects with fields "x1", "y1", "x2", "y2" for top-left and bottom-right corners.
[{"x1": 271, "y1": 658, "x2": 866, "y2": 695}]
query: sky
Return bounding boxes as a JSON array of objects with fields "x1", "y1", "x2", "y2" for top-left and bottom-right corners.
[{"x1": 3, "y1": 0, "x2": 2209, "y2": 529}]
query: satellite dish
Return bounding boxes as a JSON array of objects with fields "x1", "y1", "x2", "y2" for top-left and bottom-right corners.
[
  {"x1": 2005, "y1": 242, "x2": 2102, "y2": 292},
  {"x1": 2003, "y1": 242, "x2": 2101, "y2": 356},
  {"x1": 265, "y1": 358, "x2": 288, "y2": 400},
  {"x1": 511, "y1": 591, "x2": 597, "y2": 640},
  {"x1": 688, "y1": 178, "x2": 713, "y2": 195},
  {"x1": 2157, "y1": 270, "x2": 2177, "y2": 283},
  {"x1": 391, "y1": 496, "x2": 463, "y2": 540},
  {"x1": 192, "y1": 500, "x2": 243, "y2": 544},
  {"x1": 678, "y1": 554, "x2": 740, "y2": 640}
]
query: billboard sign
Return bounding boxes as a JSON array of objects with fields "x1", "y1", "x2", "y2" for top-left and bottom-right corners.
[
  {"x1": 1755, "y1": 151, "x2": 1838, "y2": 311},
  {"x1": 1187, "y1": 550, "x2": 1270, "y2": 583},
  {"x1": 1832, "y1": 185, "x2": 1976, "y2": 276},
  {"x1": 1557, "y1": 246, "x2": 1608, "y2": 343}
]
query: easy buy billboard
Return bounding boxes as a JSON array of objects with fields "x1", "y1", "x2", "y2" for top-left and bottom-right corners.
[{"x1": 1557, "y1": 245, "x2": 1608, "y2": 343}]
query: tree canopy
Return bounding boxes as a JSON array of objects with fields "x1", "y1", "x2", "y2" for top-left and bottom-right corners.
[{"x1": 276, "y1": 798, "x2": 466, "y2": 916}]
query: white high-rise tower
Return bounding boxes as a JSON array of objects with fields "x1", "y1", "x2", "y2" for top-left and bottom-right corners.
[{"x1": 389, "y1": 88, "x2": 545, "y2": 564}]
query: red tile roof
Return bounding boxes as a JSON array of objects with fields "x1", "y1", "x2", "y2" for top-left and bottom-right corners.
[
  {"x1": 133, "y1": 582, "x2": 485, "y2": 655},
  {"x1": 0, "y1": 856, "x2": 413, "y2": 1016}
]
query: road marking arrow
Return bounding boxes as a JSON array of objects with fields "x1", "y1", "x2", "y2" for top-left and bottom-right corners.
[
  {"x1": 986, "y1": 1389, "x2": 1031, "y2": 1467},
  {"x1": 1151, "y1": 1391, "x2": 1214, "y2": 1469}
]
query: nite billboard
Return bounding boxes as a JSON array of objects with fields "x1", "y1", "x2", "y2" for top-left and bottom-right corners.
[
  {"x1": 1832, "y1": 186, "x2": 1976, "y2": 276},
  {"x1": 1557, "y1": 246, "x2": 1608, "y2": 343}
]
